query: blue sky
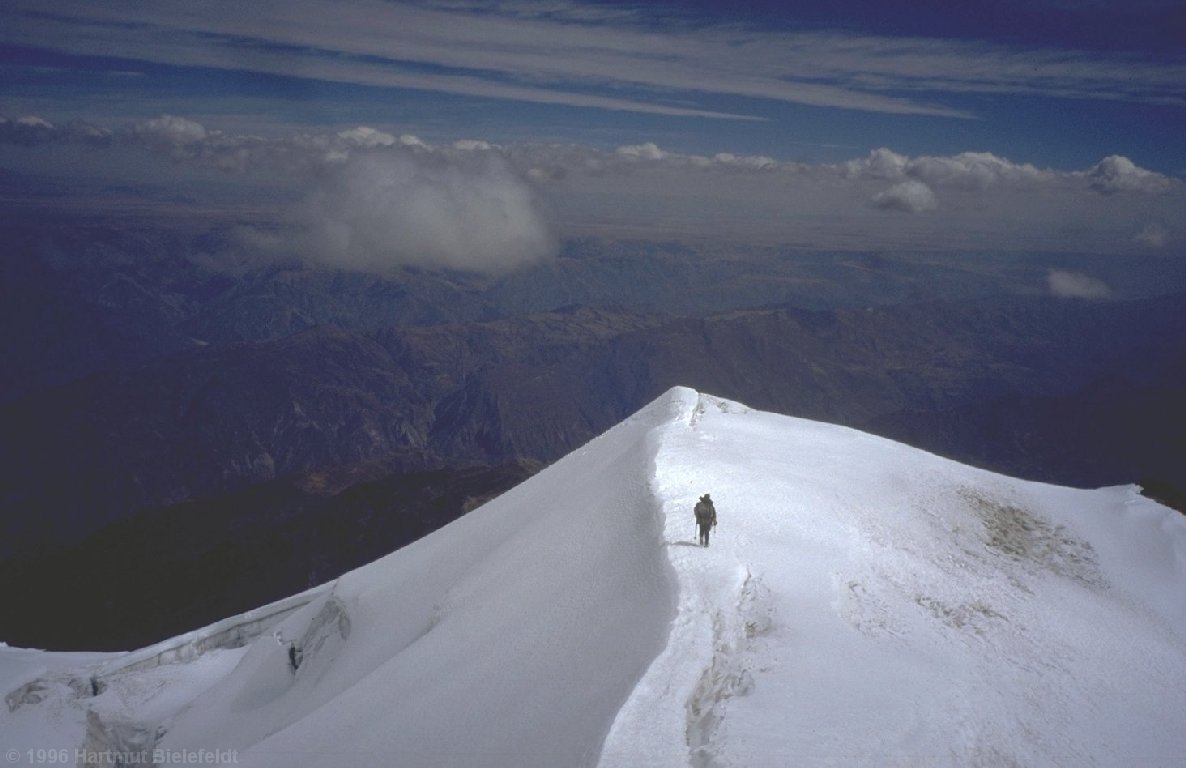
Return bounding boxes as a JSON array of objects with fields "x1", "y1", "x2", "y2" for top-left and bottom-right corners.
[
  {"x1": 1, "y1": 1, "x2": 1183, "y2": 265},
  {"x1": 2, "y1": 0, "x2": 1183, "y2": 170}
]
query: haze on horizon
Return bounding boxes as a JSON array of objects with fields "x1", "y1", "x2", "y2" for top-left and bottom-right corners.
[{"x1": 1, "y1": 0, "x2": 1184, "y2": 273}]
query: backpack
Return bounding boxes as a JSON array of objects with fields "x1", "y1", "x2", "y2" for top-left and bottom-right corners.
[{"x1": 694, "y1": 499, "x2": 715, "y2": 524}]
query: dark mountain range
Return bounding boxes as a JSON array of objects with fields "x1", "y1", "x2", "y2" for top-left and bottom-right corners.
[
  {"x1": 0, "y1": 309, "x2": 666, "y2": 552},
  {"x1": 0, "y1": 459, "x2": 539, "y2": 650},
  {"x1": 5, "y1": 295, "x2": 1184, "y2": 553},
  {"x1": 8, "y1": 209, "x2": 1186, "y2": 402},
  {"x1": 4, "y1": 212, "x2": 1185, "y2": 649}
]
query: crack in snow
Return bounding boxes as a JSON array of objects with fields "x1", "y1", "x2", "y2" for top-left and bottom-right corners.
[{"x1": 686, "y1": 568, "x2": 773, "y2": 768}]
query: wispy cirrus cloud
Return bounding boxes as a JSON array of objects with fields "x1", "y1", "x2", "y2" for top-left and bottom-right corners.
[
  {"x1": 5, "y1": 0, "x2": 1183, "y2": 124},
  {"x1": 1, "y1": 5, "x2": 756, "y2": 121}
]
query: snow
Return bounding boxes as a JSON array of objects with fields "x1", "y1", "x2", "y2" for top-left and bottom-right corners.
[
  {"x1": 3, "y1": 387, "x2": 1185, "y2": 767},
  {"x1": 605, "y1": 391, "x2": 1186, "y2": 766}
]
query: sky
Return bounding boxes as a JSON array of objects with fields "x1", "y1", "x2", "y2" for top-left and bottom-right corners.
[{"x1": 1, "y1": 0, "x2": 1184, "y2": 268}]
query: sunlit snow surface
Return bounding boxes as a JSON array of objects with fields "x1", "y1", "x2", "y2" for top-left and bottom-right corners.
[
  {"x1": 3, "y1": 387, "x2": 1184, "y2": 767},
  {"x1": 603, "y1": 389, "x2": 1186, "y2": 767}
]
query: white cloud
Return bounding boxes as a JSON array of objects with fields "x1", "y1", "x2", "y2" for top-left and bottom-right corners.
[
  {"x1": 65, "y1": 119, "x2": 114, "y2": 143},
  {"x1": 844, "y1": 148, "x2": 909, "y2": 180},
  {"x1": 295, "y1": 147, "x2": 556, "y2": 274},
  {"x1": 844, "y1": 149, "x2": 1052, "y2": 189},
  {"x1": 336, "y1": 126, "x2": 397, "y2": 148},
  {"x1": 873, "y1": 180, "x2": 937, "y2": 213},
  {"x1": 907, "y1": 152, "x2": 1050, "y2": 188},
  {"x1": 504, "y1": 140, "x2": 1183, "y2": 249},
  {"x1": 712, "y1": 152, "x2": 778, "y2": 170},
  {"x1": 134, "y1": 114, "x2": 209, "y2": 146},
  {"x1": 15, "y1": 115, "x2": 54, "y2": 130},
  {"x1": 0, "y1": 114, "x2": 57, "y2": 145},
  {"x1": 398, "y1": 134, "x2": 430, "y2": 150},
  {"x1": 1134, "y1": 222, "x2": 1170, "y2": 248},
  {"x1": 1048, "y1": 270, "x2": 1112, "y2": 299},
  {"x1": 1084, "y1": 155, "x2": 1173, "y2": 195},
  {"x1": 5, "y1": 112, "x2": 1183, "y2": 257},
  {"x1": 453, "y1": 139, "x2": 494, "y2": 152},
  {"x1": 612, "y1": 143, "x2": 785, "y2": 171},
  {"x1": 615, "y1": 142, "x2": 669, "y2": 161}
]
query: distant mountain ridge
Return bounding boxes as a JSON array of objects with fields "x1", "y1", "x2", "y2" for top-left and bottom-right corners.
[
  {"x1": 4, "y1": 294, "x2": 1183, "y2": 552},
  {"x1": 8, "y1": 212, "x2": 1186, "y2": 402}
]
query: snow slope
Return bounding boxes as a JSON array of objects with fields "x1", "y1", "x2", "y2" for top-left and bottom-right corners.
[
  {"x1": 3, "y1": 387, "x2": 1185, "y2": 767},
  {"x1": 602, "y1": 389, "x2": 1186, "y2": 767}
]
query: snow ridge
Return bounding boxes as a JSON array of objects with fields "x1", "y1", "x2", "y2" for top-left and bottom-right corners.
[
  {"x1": 600, "y1": 389, "x2": 774, "y2": 768},
  {"x1": 602, "y1": 387, "x2": 1186, "y2": 767},
  {"x1": 4, "y1": 387, "x2": 1185, "y2": 767}
]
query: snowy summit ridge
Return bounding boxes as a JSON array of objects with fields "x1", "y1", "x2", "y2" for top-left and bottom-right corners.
[{"x1": 3, "y1": 387, "x2": 1185, "y2": 766}]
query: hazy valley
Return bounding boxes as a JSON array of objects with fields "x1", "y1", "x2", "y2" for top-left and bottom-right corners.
[{"x1": 2, "y1": 212, "x2": 1184, "y2": 649}]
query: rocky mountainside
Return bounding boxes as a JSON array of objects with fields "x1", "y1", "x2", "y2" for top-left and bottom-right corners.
[{"x1": 5, "y1": 295, "x2": 1184, "y2": 554}]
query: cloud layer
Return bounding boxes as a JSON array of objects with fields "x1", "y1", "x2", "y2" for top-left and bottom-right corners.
[
  {"x1": 512, "y1": 139, "x2": 1184, "y2": 250},
  {"x1": 873, "y1": 180, "x2": 938, "y2": 213},
  {"x1": 2, "y1": 112, "x2": 1182, "y2": 260},
  {"x1": 0, "y1": 114, "x2": 558, "y2": 273}
]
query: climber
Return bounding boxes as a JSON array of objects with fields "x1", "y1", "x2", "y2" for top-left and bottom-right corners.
[{"x1": 694, "y1": 493, "x2": 717, "y2": 547}]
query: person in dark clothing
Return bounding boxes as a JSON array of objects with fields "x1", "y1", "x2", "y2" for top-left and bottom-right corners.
[
  {"x1": 694, "y1": 494, "x2": 717, "y2": 547},
  {"x1": 275, "y1": 629, "x2": 302, "y2": 673},
  {"x1": 288, "y1": 642, "x2": 301, "y2": 672}
]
